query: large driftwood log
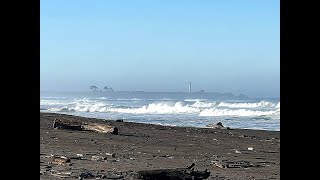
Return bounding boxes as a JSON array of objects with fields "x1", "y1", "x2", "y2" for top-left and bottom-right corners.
[
  {"x1": 53, "y1": 118, "x2": 118, "y2": 134},
  {"x1": 137, "y1": 163, "x2": 210, "y2": 180}
]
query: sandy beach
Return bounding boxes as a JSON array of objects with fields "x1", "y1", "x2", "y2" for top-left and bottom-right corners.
[{"x1": 40, "y1": 112, "x2": 280, "y2": 179}]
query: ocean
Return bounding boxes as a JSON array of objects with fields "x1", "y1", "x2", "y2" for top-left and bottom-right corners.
[{"x1": 40, "y1": 91, "x2": 280, "y2": 131}]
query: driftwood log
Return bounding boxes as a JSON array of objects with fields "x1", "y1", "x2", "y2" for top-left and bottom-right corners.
[
  {"x1": 137, "y1": 163, "x2": 210, "y2": 180},
  {"x1": 53, "y1": 118, "x2": 118, "y2": 134},
  {"x1": 206, "y1": 122, "x2": 230, "y2": 129},
  {"x1": 50, "y1": 155, "x2": 71, "y2": 165}
]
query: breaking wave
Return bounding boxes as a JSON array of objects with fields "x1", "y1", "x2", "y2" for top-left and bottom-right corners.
[
  {"x1": 218, "y1": 101, "x2": 277, "y2": 108},
  {"x1": 40, "y1": 92, "x2": 280, "y2": 131},
  {"x1": 44, "y1": 100, "x2": 279, "y2": 118},
  {"x1": 190, "y1": 101, "x2": 219, "y2": 108},
  {"x1": 108, "y1": 102, "x2": 199, "y2": 114},
  {"x1": 199, "y1": 108, "x2": 277, "y2": 117}
]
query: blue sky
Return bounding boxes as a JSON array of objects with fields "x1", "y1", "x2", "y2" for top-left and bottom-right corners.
[{"x1": 40, "y1": 0, "x2": 279, "y2": 98}]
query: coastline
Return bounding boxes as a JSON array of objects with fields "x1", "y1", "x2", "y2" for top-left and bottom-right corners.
[{"x1": 40, "y1": 112, "x2": 280, "y2": 179}]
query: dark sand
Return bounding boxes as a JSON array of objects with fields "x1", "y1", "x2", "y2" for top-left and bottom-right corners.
[{"x1": 40, "y1": 112, "x2": 280, "y2": 179}]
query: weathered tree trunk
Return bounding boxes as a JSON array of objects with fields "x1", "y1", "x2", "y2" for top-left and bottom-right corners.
[
  {"x1": 137, "y1": 163, "x2": 210, "y2": 180},
  {"x1": 53, "y1": 118, "x2": 118, "y2": 134}
]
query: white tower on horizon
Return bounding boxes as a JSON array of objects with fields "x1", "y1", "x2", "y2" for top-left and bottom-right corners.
[{"x1": 189, "y1": 81, "x2": 192, "y2": 93}]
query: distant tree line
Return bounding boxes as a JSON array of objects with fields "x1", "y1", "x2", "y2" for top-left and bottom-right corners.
[{"x1": 90, "y1": 85, "x2": 114, "y2": 92}]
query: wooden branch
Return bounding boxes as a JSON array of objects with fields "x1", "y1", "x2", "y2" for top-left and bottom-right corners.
[
  {"x1": 137, "y1": 163, "x2": 210, "y2": 180},
  {"x1": 50, "y1": 155, "x2": 71, "y2": 165},
  {"x1": 53, "y1": 118, "x2": 118, "y2": 134}
]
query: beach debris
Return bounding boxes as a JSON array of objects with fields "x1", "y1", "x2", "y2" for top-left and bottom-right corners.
[
  {"x1": 138, "y1": 163, "x2": 210, "y2": 180},
  {"x1": 70, "y1": 154, "x2": 84, "y2": 160},
  {"x1": 260, "y1": 150, "x2": 278, "y2": 153},
  {"x1": 152, "y1": 154, "x2": 171, "y2": 158},
  {"x1": 206, "y1": 122, "x2": 230, "y2": 129},
  {"x1": 219, "y1": 160, "x2": 270, "y2": 168},
  {"x1": 116, "y1": 119, "x2": 124, "y2": 122},
  {"x1": 239, "y1": 135, "x2": 248, "y2": 138},
  {"x1": 77, "y1": 154, "x2": 84, "y2": 158},
  {"x1": 105, "y1": 152, "x2": 113, "y2": 156},
  {"x1": 79, "y1": 172, "x2": 95, "y2": 179},
  {"x1": 51, "y1": 173, "x2": 70, "y2": 178},
  {"x1": 214, "y1": 160, "x2": 256, "y2": 169},
  {"x1": 94, "y1": 174, "x2": 107, "y2": 179},
  {"x1": 113, "y1": 159, "x2": 120, "y2": 162},
  {"x1": 105, "y1": 152, "x2": 116, "y2": 158},
  {"x1": 50, "y1": 155, "x2": 70, "y2": 165},
  {"x1": 53, "y1": 117, "x2": 118, "y2": 134},
  {"x1": 111, "y1": 127, "x2": 119, "y2": 135},
  {"x1": 61, "y1": 172, "x2": 72, "y2": 176},
  {"x1": 105, "y1": 174, "x2": 124, "y2": 179},
  {"x1": 51, "y1": 171, "x2": 73, "y2": 178},
  {"x1": 248, "y1": 147, "x2": 254, "y2": 151},
  {"x1": 91, "y1": 155, "x2": 106, "y2": 161}
]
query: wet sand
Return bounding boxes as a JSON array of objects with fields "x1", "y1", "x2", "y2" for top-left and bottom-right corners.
[{"x1": 40, "y1": 112, "x2": 280, "y2": 179}]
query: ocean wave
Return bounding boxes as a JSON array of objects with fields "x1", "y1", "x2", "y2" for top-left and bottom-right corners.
[
  {"x1": 47, "y1": 102, "x2": 199, "y2": 114},
  {"x1": 116, "y1": 98, "x2": 142, "y2": 101},
  {"x1": 108, "y1": 102, "x2": 200, "y2": 114},
  {"x1": 218, "y1": 101, "x2": 278, "y2": 108},
  {"x1": 199, "y1": 108, "x2": 277, "y2": 117},
  {"x1": 73, "y1": 102, "x2": 109, "y2": 112},
  {"x1": 159, "y1": 98, "x2": 173, "y2": 101},
  {"x1": 40, "y1": 96, "x2": 66, "y2": 99},
  {"x1": 97, "y1": 97, "x2": 107, "y2": 100},
  {"x1": 190, "y1": 101, "x2": 219, "y2": 108},
  {"x1": 40, "y1": 100, "x2": 70, "y2": 106},
  {"x1": 43, "y1": 100, "x2": 280, "y2": 118},
  {"x1": 184, "y1": 99, "x2": 207, "y2": 102},
  {"x1": 73, "y1": 98, "x2": 90, "y2": 101}
]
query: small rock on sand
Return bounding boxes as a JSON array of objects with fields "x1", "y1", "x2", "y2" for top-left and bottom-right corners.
[{"x1": 91, "y1": 155, "x2": 106, "y2": 161}]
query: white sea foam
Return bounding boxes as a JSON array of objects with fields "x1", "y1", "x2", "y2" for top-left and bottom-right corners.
[
  {"x1": 41, "y1": 96, "x2": 66, "y2": 99},
  {"x1": 116, "y1": 98, "x2": 141, "y2": 101},
  {"x1": 40, "y1": 100, "x2": 69, "y2": 106},
  {"x1": 97, "y1": 97, "x2": 107, "y2": 100},
  {"x1": 40, "y1": 93, "x2": 280, "y2": 131},
  {"x1": 73, "y1": 102, "x2": 108, "y2": 112},
  {"x1": 44, "y1": 100, "x2": 280, "y2": 117},
  {"x1": 47, "y1": 101, "x2": 199, "y2": 114},
  {"x1": 48, "y1": 106, "x2": 73, "y2": 112},
  {"x1": 108, "y1": 102, "x2": 200, "y2": 114},
  {"x1": 184, "y1": 99, "x2": 207, "y2": 102},
  {"x1": 190, "y1": 101, "x2": 218, "y2": 108},
  {"x1": 199, "y1": 108, "x2": 277, "y2": 117},
  {"x1": 218, "y1": 101, "x2": 277, "y2": 108}
]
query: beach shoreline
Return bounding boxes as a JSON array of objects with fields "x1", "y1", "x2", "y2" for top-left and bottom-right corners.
[{"x1": 40, "y1": 112, "x2": 280, "y2": 179}]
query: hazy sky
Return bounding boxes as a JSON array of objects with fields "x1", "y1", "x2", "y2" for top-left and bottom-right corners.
[{"x1": 40, "y1": 0, "x2": 279, "y2": 98}]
